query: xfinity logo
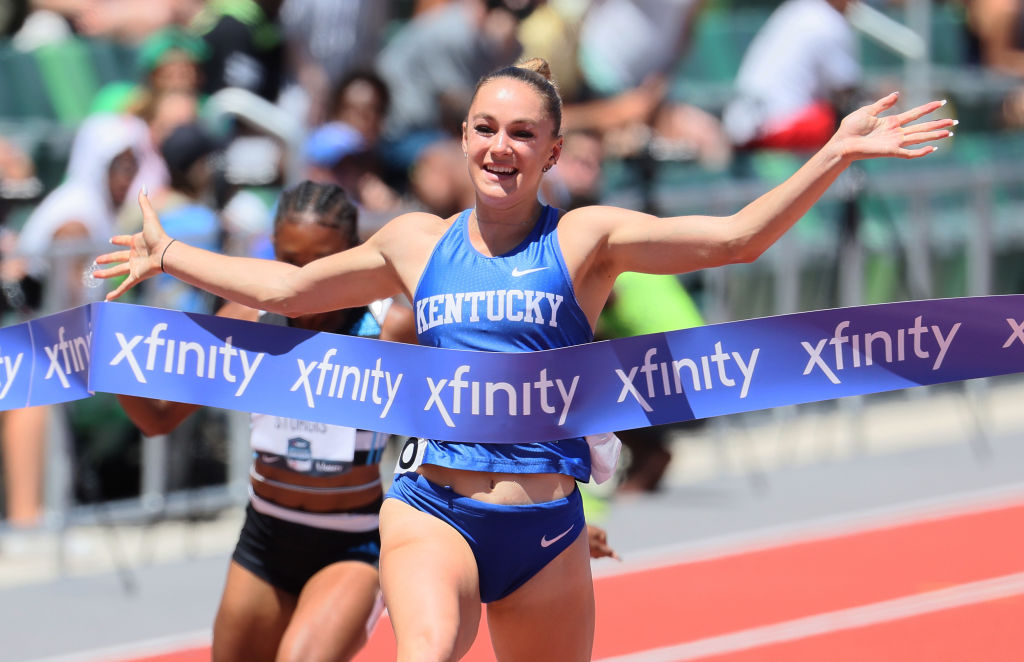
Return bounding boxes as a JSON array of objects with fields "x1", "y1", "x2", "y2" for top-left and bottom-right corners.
[
  {"x1": 616, "y1": 344, "x2": 759, "y2": 411},
  {"x1": 44, "y1": 326, "x2": 90, "y2": 389},
  {"x1": 802, "y1": 317, "x2": 960, "y2": 384},
  {"x1": 109, "y1": 322, "x2": 264, "y2": 397}
]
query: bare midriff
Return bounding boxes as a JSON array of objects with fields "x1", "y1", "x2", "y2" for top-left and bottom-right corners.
[
  {"x1": 417, "y1": 464, "x2": 576, "y2": 505},
  {"x1": 251, "y1": 460, "x2": 382, "y2": 512}
]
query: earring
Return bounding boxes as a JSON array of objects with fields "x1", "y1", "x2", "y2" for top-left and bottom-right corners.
[{"x1": 543, "y1": 164, "x2": 552, "y2": 172}]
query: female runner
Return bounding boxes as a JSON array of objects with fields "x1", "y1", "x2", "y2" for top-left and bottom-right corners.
[
  {"x1": 117, "y1": 180, "x2": 415, "y2": 662},
  {"x1": 97, "y1": 59, "x2": 953, "y2": 662}
]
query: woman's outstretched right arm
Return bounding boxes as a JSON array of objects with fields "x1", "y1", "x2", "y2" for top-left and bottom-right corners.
[{"x1": 95, "y1": 190, "x2": 410, "y2": 316}]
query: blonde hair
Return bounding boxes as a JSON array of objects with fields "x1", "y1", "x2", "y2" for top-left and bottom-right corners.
[{"x1": 472, "y1": 57, "x2": 563, "y2": 136}]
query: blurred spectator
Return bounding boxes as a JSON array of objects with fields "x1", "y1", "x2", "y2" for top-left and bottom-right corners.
[
  {"x1": 9, "y1": 1, "x2": 74, "y2": 50},
  {"x1": 91, "y1": 27, "x2": 208, "y2": 116},
  {"x1": 0, "y1": 0, "x2": 30, "y2": 37},
  {"x1": 0, "y1": 137, "x2": 43, "y2": 228},
  {"x1": 142, "y1": 122, "x2": 224, "y2": 313},
  {"x1": 303, "y1": 70, "x2": 408, "y2": 232},
  {"x1": 278, "y1": 0, "x2": 389, "y2": 126},
  {"x1": 409, "y1": 139, "x2": 478, "y2": 218},
  {"x1": 191, "y1": 0, "x2": 287, "y2": 103},
  {"x1": 1, "y1": 404, "x2": 47, "y2": 527},
  {"x1": 108, "y1": 89, "x2": 200, "y2": 236},
  {"x1": 0, "y1": 136, "x2": 44, "y2": 528},
  {"x1": 217, "y1": 132, "x2": 287, "y2": 258},
  {"x1": 15, "y1": 114, "x2": 143, "y2": 309},
  {"x1": 963, "y1": 0, "x2": 1024, "y2": 128},
  {"x1": 88, "y1": 29, "x2": 205, "y2": 234},
  {"x1": 965, "y1": 0, "x2": 1024, "y2": 78},
  {"x1": 517, "y1": 0, "x2": 587, "y2": 102},
  {"x1": 1, "y1": 115, "x2": 143, "y2": 527},
  {"x1": 1, "y1": 137, "x2": 44, "y2": 317},
  {"x1": 576, "y1": 0, "x2": 702, "y2": 98},
  {"x1": 138, "y1": 27, "x2": 207, "y2": 95},
  {"x1": 10, "y1": 0, "x2": 200, "y2": 48},
  {"x1": 375, "y1": 0, "x2": 534, "y2": 217},
  {"x1": 722, "y1": 0, "x2": 860, "y2": 152},
  {"x1": 304, "y1": 122, "x2": 404, "y2": 230},
  {"x1": 328, "y1": 69, "x2": 390, "y2": 150},
  {"x1": 412, "y1": 0, "x2": 453, "y2": 15},
  {"x1": 140, "y1": 89, "x2": 202, "y2": 156},
  {"x1": 540, "y1": 129, "x2": 604, "y2": 210},
  {"x1": 74, "y1": 0, "x2": 204, "y2": 43},
  {"x1": 522, "y1": 0, "x2": 731, "y2": 169},
  {"x1": 376, "y1": 0, "x2": 532, "y2": 173}
]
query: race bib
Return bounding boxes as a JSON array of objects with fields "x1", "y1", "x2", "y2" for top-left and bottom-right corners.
[{"x1": 251, "y1": 414, "x2": 357, "y2": 474}]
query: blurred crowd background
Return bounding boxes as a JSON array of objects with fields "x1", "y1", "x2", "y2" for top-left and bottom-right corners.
[{"x1": 1, "y1": 0, "x2": 1022, "y2": 538}]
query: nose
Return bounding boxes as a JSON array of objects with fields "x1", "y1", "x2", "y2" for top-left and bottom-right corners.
[{"x1": 491, "y1": 130, "x2": 513, "y2": 154}]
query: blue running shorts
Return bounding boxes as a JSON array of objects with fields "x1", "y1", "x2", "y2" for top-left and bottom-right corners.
[{"x1": 385, "y1": 471, "x2": 585, "y2": 603}]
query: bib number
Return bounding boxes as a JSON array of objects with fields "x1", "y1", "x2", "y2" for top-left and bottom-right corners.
[{"x1": 395, "y1": 437, "x2": 426, "y2": 474}]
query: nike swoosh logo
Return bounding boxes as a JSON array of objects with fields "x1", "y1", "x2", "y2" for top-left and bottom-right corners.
[
  {"x1": 511, "y1": 266, "x2": 548, "y2": 277},
  {"x1": 540, "y1": 524, "x2": 575, "y2": 548}
]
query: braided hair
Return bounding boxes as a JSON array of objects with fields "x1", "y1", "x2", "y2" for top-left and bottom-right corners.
[{"x1": 274, "y1": 180, "x2": 359, "y2": 246}]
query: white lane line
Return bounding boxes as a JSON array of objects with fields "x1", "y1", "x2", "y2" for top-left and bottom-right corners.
[
  {"x1": 594, "y1": 571, "x2": 1024, "y2": 662},
  {"x1": 593, "y1": 481, "x2": 1024, "y2": 578},
  {"x1": 24, "y1": 629, "x2": 211, "y2": 662}
]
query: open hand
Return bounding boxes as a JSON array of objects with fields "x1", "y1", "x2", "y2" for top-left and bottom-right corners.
[
  {"x1": 833, "y1": 92, "x2": 955, "y2": 161},
  {"x1": 93, "y1": 189, "x2": 170, "y2": 301}
]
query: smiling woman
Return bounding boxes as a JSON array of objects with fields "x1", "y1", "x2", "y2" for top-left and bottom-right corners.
[{"x1": 94, "y1": 56, "x2": 953, "y2": 661}]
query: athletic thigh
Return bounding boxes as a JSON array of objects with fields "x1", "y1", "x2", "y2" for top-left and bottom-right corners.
[
  {"x1": 486, "y1": 530, "x2": 595, "y2": 662},
  {"x1": 379, "y1": 497, "x2": 482, "y2": 662},
  {"x1": 213, "y1": 560, "x2": 296, "y2": 662},
  {"x1": 276, "y1": 560, "x2": 381, "y2": 662}
]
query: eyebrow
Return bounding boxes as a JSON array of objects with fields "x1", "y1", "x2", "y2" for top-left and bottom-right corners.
[{"x1": 470, "y1": 112, "x2": 539, "y2": 126}]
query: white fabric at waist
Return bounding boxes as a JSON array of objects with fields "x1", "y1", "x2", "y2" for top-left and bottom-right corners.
[
  {"x1": 394, "y1": 434, "x2": 621, "y2": 485},
  {"x1": 248, "y1": 487, "x2": 380, "y2": 533}
]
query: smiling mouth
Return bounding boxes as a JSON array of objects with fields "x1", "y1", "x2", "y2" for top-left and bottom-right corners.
[{"x1": 484, "y1": 164, "x2": 518, "y2": 176}]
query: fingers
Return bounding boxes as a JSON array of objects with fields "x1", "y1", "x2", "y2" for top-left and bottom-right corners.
[
  {"x1": 900, "y1": 145, "x2": 940, "y2": 159},
  {"x1": 905, "y1": 118, "x2": 957, "y2": 134},
  {"x1": 92, "y1": 262, "x2": 130, "y2": 279},
  {"x1": 902, "y1": 128, "x2": 953, "y2": 147},
  {"x1": 94, "y1": 249, "x2": 130, "y2": 266},
  {"x1": 590, "y1": 543, "x2": 619, "y2": 560},
  {"x1": 896, "y1": 99, "x2": 947, "y2": 125},
  {"x1": 138, "y1": 187, "x2": 154, "y2": 216},
  {"x1": 105, "y1": 278, "x2": 134, "y2": 302},
  {"x1": 107, "y1": 235, "x2": 134, "y2": 249},
  {"x1": 138, "y1": 188, "x2": 166, "y2": 233},
  {"x1": 869, "y1": 91, "x2": 901, "y2": 115}
]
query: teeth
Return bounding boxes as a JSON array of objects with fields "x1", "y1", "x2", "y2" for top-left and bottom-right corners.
[{"x1": 488, "y1": 166, "x2": 515, "y2": 174}]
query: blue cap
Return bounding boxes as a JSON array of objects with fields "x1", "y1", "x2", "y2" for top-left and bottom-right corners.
[{"x1": 303, "y1": 122, "x2": 366, "y2": 168}]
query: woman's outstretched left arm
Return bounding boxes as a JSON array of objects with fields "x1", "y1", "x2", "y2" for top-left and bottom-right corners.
[{"x1": 580, "y1": 93, "x2": 954, "y2": 278}]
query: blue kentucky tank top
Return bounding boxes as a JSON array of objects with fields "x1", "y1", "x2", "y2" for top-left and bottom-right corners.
[{"x1": 413, "y1": 205, "x2": 594, "y2": 480}]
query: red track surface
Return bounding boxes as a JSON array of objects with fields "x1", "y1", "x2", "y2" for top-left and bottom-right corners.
[{"x1": 123, "y1": 499, "x2": 1024, "y2": 662}]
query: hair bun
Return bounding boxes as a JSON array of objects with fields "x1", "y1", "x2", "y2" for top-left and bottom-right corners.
[{"x1": 517, "y1": 57, "x2": 553, "y2": 81}]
